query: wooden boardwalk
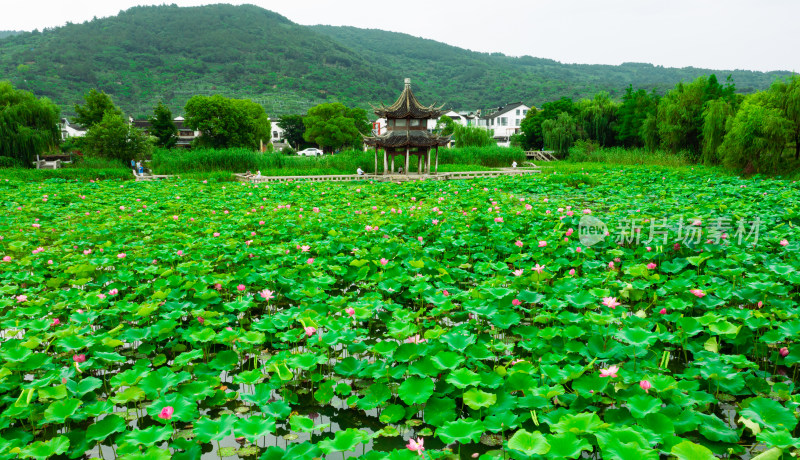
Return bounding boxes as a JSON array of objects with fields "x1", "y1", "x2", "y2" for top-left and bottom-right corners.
[
  {"x1": 525, "y1": 150, "x2": 558, "y2": 161},
  {"x1": 237, "y1": 168, "x2": 540, "y2": 184}
]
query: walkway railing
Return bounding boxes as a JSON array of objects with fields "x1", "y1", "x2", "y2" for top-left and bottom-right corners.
[{"x1": 237, "y1": 169, "x2": 540, "y2": 184}]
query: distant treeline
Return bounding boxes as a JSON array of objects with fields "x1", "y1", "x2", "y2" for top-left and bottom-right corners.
[{"x1": 514, "y1": 75, "x2": 800, "y2": 174}]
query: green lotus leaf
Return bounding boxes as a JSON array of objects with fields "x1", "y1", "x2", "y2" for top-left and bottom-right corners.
[
  {"x1": 398, "y1": 376, "x2": 434, "y2": 405},
  {"x1": 234, "y1": 416, "x2": 276, "y2": 443},
  {"x1": 119, "y1": 425, "x2": 173, "y2": 446},
  {"x1": 85, "y1": 414, "x2": 127, "y2": 444},
  {"x1": 110, "y1": 386, "x2": 146, "y2": 405},
  {"x1": 436, "y1": 418, "x2": 485, "y2": 444},
  {"x1": 66, "y1": 377, "x2": 103, "y2": 397},
  {"x1": 194, "y1": 414, "x2": 237, "y2": 443},
  {"x1": 18, "y1": 436, "x2": 70, "y2": 459},
  {"x1": 670, "y1": 440, "x2": 716, "y2": 460},
  {"x1": 626, "y1": 394, "x2": 663, "y2": 418},
  {"x1": 551, "y1": 413, "x2": 608, "y2": 435},
  {"x1": 43, "y1": 398, "x2": 82, "y2": 424},
  {"x1": 318, "y1": 428, "x2": 369, "y2": 454},
  {"x1": 740, "y1": 397, "x2": 798, "y2": 432},
  {"x1": 173, "y1": 349, "x2": 204, "y2": 366},
  {"x1": 446, "y1": 368, "x2": 481, "y2": 389},
  {"x1": 430, "y1": 351, "x2": 465, "y2": 370},
  {"x1": 379, "y1": 404, "x2": 406, "y2": 424},
  {"x1": 756, "y1": 430, "x2": 800, "y2": 450},
  {"x1": 117, "y1": 447, "x2": 172, "y2": 460},
  {"x1": 463, "y1": 388, "x2": 496, "y2": 410},
  {"x1": 696, "y1": 414, "x2": 739, "y2": 443},
  {"x1": 507, "y1": 429, "x2": 550, "y2": 456},
  {"x1": 290, "y1": 415, "x2": 328, "y2": 433},
  {"x1": 545, "y1": 432, "x2": 593, "y2": 458}
]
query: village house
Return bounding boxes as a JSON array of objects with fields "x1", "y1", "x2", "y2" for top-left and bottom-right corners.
[
  {"x1": 476, "y1": 102, "x2": 530, "y2": 146},
  {"x1": 59, "y1": 118, "x2": 86, "y2": 140}
]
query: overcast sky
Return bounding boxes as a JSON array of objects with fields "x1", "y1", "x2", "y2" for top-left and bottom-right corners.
[{"x1": 3, "y1": 0, "x2": 798, "y2": 72}]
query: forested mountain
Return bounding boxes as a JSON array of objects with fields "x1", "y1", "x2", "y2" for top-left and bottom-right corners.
[
  {"x1": 0, "y1": 31, "x2": 23, "y2": 39},
  {"x1": 0, "y1": 4, "x2": 791, "y2": 118}
]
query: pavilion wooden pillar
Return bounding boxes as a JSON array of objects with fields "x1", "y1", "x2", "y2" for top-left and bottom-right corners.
[
  {"x1": 383, "y1": 149, "x2": 388, "y2": 176},
  {"x1": 391, "y1": 155, "x2": 395, "y2": 174},
  {"x1": 434, "y1": 146, "x2": 439, "y2": 174},
  {"x1": 405, "y1": 148, "x2": 410, "y2": 176},
  {"x1": 374, "y1": 146, "x2": 378, "y2": 175},
  {"x1": 417, "y1": 154, "x2": 423, "y2": 175},
  {"x1": 425, "y1": 149, "x2": 431, "y2": 175}
]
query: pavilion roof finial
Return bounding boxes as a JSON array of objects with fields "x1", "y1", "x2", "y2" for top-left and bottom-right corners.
[{"x1": 404, "y1": 77, "x2": 411, "y2": 88}]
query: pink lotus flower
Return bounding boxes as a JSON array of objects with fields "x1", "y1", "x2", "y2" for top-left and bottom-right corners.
[
  {"x1": 97, "y1": 293, "x2": 106, "y2": 300},
  {"x1": 237, "y1": 284, "x2": 246, "y2": 292},
  {"x1": 158, "y1": 406, "x2": 174, "y2": 420},
  {"x1": 404, "y1": 334, "x2": 426, "y2": 344},
  {"x1": 1, "y1": 256, "x2": 10, "y2": 262},
  {"x1": 494, "y1": 217, "x2": 503, "y2": 223},
  {"x1": 432, "y1": 219, "x2": 439, "y2": 225},
  {"x1": 566, "y1": 228, "x2": 574, "y2": 236},
  {"x1": 73, "y1": 354, "x2": 86, "y2": 363},
  {"x1": 576, "y1": 247, "x2": 582, "y2": 253},
  {"x1": 512, "y1": 269, "x2": 524, "y2": 277},
  {"x1": 608, "y1": 261, "x2": 615, "y2": 269},
  {"x1": 515, "y1": 240, "x2": 523, "y2": 247},
  {"x1": 646, "y1": 246, "x2": 652, "y2": 252},
  {"x1": 50, "y1": 318, "x2": 60, "y2": 327},
  {"x1": 301, "y1": 245, "x2": 310, "y2": 252},
  {"x1": 659, "y1": 308, "x2": 667, "y2": 314},
  {"x1": 303, "y1": 326, "x2": 317, "y2": 337},
  {"x1": 117, "y1": 253, "x2": 126, "y2": 259},
  {"x1": 599, "y1": 364, "x2": 619, "y2": 378},
  {"x1": 639, "y1": 380, "x2": 652, "y2": 393},
  {"x1": 417, "y1": 236, "x2": 423, "y2": 242},
  {"x1": 109, "y1": 289, "x2": 118, "y2": 296},
  {"x1": 602, "y1": 297, "x2": 620, "y2": 309},
  {"x1": 83, "y1": 249, "x2": 91, "y2": 256},
  {"x1": 512, "y1": 299, "x2": 522, "y2": 306},
  {"x1": 538, "y1": 240, "x2": 547, "y2": 248},
  {"x1": 345, "y1": 307, "x2": 355, "y2": 317},
  {"x1": 307, "y1": 258, "x2": 315, "y2": 265},
  {"x1": 197, "y1": 317, "x2": 204, "y2": 325},
  {"x1": 780, "y1": 239, "x2": 789, "y2": 247},
  {"x1": 406, "y1": 437, "x2": 424, "y2": 456},
  {"x1": 379, "y1": 258, "x2": 388, "y2": 266},
  {"x1": 16, "y1": 295, "x2": 27, "y2": 303},
  {"x1": 647, "y1": 263, "x2": 656, "y2": 269},
  {"x1": 442, "y1": 290, "x2": 450, "y2": 296},
  {"x1": 213, "y1": 232, "x2": 220, "y2": 237},
  {"x1": 532, "y1": 264, "x2": 545, "y2": 273},
  {"x1": 177, "y1": 250, "x2": 184, "y2": 256},
  {"x1": 569, "y1": 268, "x2": 576, "y2": 275},
  {"x1": 260, "y1": 289, "x2": 275, "y2": 301},
  {"x1": 690, "y1": 289, "x2": 706, "y2": 298},
  {"x1": 779, "y1": 347, "x2": 789, "y2": 357}
]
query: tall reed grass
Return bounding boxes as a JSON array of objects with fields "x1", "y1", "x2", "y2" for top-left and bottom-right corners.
[{"x1": 568, "y1": 146, "x2": 691, "y2": 167}]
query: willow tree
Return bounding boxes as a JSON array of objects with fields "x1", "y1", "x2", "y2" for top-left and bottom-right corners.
[
  {"x1": 578, "y1": 92, "x2": 618, "y2": 147},
  {"x1": 542, "y1": 112, "x2": 576, "y2": 157},
  {"x1": 700, "y1": 99, "x2": 735, "y2": 165},
  {"x1": 0, "y1": 82, "x2": 60, "y2": 167},
  {"x1": 452, "y1": 124, "x2": 495, "y2": 148},
  {"x1": 769, "y1": 76, "x2": 800, "y2": 159},
  {"x1": 719, "y1": 98, "x2": 789, "y2": 173}
]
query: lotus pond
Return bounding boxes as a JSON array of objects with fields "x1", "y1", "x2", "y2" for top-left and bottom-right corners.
[{"x1": 0, "y1": 167, "x2": 799, "y2": 460}]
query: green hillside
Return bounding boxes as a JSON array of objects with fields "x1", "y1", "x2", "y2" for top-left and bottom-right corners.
[{"x1": 0, "y1": 4, "x2": 792, "y2": 118}]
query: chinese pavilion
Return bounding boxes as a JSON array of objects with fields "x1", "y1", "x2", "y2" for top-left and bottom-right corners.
[{"x1": 364, "y1": 78, "x2": 450, "y2": 176}]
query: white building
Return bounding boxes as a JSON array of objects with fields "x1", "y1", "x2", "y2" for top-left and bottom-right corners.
[
  {"x1": 60, "y1": 118, "x2": 86, "y2": 140},
  {"x1": 476, "y1": 102, "x2": 530, "y2": 147},
  {"x1": 268, "y1": 118, "x2": 284, "y2": 144}
]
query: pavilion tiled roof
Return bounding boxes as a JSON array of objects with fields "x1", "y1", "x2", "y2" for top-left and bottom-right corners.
[
  {"x1": 363, "y1": 129, "x2": 450, "y2": 148},
  {"x1": 372, "y1": 78, "x2": 446, "y2": 119}
]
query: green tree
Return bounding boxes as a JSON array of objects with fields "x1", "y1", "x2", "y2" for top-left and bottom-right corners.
[
  {"x1": 184, "y1": 95, "x2": 270, "y2": 149},
  {"x1": 519, "y1": 97, "x2": 576, "y2": 149},
  {"x1": 277, "y1": 114, "x2": 305, "y2": 148},
  {"x1": 434, "y1": 115, "x2": 456, "y2": 136},
  {"x1": 302, "y1": 102, "x2": 368, "y2": 153},
  {"x1": 0, "y1": 81, "x2": 61, "y2": 167},
  {"x1": 74, "y1": 89, "x2": 123, "y2": 129},
  {"x1": 719, "y1": 95, "x2": 789, "y2": 173},
  {"x1": 577, "y1": 92, "x2": 618, "y2": 147},
  {"x1": 83, "y1": 111, "x2": 152, "y2": 163},
  {"x1": 700, "y1": 99, "x2": 734, "y2": 165},
  {"x1": 542, "y1": 112, "x2": 576, "y2": 156},
  {"x1": 768, "y1": 76, "x2": 800, "y2": 159},
  {"x1": 615, "y1": 86, "x2": 659, "y2": 147},
  {"x1": 149, "y1": 102, "x2": 177, "y2": 148},
  {"x1": 452, "y1": 124, "x2": 495, "y2": 147}
]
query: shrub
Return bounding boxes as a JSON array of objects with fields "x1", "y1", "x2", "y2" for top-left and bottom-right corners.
[{"x1": 436, "y1": 146, "x2": 525, "y2": 168}]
